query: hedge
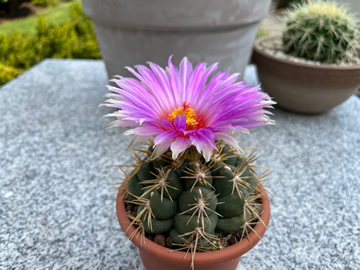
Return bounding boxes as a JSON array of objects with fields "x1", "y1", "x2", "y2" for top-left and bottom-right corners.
[
  {"x1": 0, "y1": 2, "x2": 101, "y2": 86},
  {"x1": 31, "y1": 0, "x2": 60, "y2": 7}
]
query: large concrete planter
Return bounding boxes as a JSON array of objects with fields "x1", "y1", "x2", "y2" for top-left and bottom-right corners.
[
  {"x1": 81, "y1": 0, "x2": 271, "y2": 78},
  {"x1": 253, "y1": 36, "x2": 360, "y2": 114}
]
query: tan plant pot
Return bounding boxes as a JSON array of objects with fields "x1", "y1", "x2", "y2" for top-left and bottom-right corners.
[
  {"x1": 253, "y1": 36, "x2": 360, "y2": 114},
  {"x1": 116, "y1": 186, "x2": 270, "y2": 270},
  {"x1": 81, "y1": 0, "x2": 271, "y2": 79}
]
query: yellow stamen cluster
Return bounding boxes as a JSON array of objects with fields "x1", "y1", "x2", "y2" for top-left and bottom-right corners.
[{"x1": 169, "y1": 106, "x2": 198, "y2": 126}]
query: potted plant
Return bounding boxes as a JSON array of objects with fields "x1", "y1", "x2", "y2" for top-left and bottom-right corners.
[
  {"x1": 253, "y1": 1, "x2": 360, "y2": 114},
  {"x1": 81, "y1": 0, "x2": 271, "y2": 80},
  {"x1": 101, "y1": 56, "x2": 275, "y2": 269}
]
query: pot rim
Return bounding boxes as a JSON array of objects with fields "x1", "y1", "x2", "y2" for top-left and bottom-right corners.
[
  {"x1": 82, "y1": 0, "x2": 272, "y2": 31},
  {"x1": 116, "y1": 185, "x2": 270, "y2": 266},
  {"x1": 254, "y1": 36, "x2": 360, "y2": 71}
]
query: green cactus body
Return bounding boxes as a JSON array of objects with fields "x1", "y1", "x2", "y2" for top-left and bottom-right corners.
[
  {"x1": 123, "y1": 143, "x2": 266, "y2": 252},
  {"x1": 217, "y1": 214, "x2": 249, "y2": 234},
  {"x1": 150, "y1": 191, "x2": 178, "y2": 220},
  {"x1": 137, "y1": 161, "x2": 154, "y2": 184},
  {"x1": 127, "y1": 174, "x2": 143, "y2": 198},
  {"x1": 282, "y1": 1, "x2": 359, "y2": 63}
]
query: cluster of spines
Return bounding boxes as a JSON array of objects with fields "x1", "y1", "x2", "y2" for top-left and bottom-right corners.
[
  {"x1": 118, "y1": 143, "x2": 269, "y2": 269},
  {"x1": 282, "y1": 1, "x2": 359, "y2": 63}
]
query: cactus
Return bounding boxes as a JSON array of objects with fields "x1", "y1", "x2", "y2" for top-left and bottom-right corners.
[
  {"x1": 104, "y1": 56, "x2": 275, "y2": 269},
  {"x1": 120, "y1": 142, "x2": 269, "y2": 268},
  {"x1": 282, "y1": 1, "x2": 359, "y2": 63}
]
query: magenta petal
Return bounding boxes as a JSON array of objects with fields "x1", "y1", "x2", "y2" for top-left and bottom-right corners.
[
  {"x1": 124, "y1": 126, "x2": 162, "y2": 136},
  {"x1": 189, "y1": 128, "x2": 217, "y2": 161},
  {"x1": 154, "y1": 130, "x2": 178, "y2": 146},
  {"x1": 148, "y1": 62, "x2": 176, "y2": 108},
  {"x1": 136, "y1": 65, "x2": 172, "y2": 113},
  {"x1": 171, "y1": 137, "x2": 192, "y2": 159},
  {"x1": 214, "y1": 132, "x2": 242, "y2": 153},
  {"x1": 173, "y1": 115, "x2": 187, "y2": 132},
  {"x1": 179, "y1": 57, "x2": 193, "y2": 102},
  {"x1": 168, "y1": 56, "x2": 181, "y2": 108},
  {"x1": 151, "y1": 139, "x2": 173, "y2": 159},
  {"x1": 152, "y1": 129, "x2": 178, "y2": 159},
  {"x1": 104, "y1": 56, "x2": 275, "y2": 161}
]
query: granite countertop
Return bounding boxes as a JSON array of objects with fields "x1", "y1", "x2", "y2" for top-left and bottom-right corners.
[{"x1": 1, "y1": 59, "x2": 359, "y2": 270}]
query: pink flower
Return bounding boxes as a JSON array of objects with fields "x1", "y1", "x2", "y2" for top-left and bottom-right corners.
[{"x1": 102, "y1": 56, "x2": 275, "y2": 161}]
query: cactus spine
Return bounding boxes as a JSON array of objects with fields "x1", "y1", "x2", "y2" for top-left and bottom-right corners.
[
  {"x1": 282, "y1": 1, "x2": 359, "y2": 63},
  {"x1": 120, "y1": 142, "x2": 268, "y2": 268}
]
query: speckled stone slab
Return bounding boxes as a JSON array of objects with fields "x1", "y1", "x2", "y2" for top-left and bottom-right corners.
[{"x1": 1, "y1": 60, "x2": 359, "y2": 270}]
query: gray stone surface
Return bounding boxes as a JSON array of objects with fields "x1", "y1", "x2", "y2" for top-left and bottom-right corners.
[{"x1": 1, "y1": 59, "x2": 359, "y2": 270}]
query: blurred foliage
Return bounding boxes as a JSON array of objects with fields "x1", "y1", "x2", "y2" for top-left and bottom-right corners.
[
  {"x1": 0, "y1": 63, "x2": 24, "y2": 85},
  {"x1": 0, "y1": 2, "x2": 101, "y2": 86},
  {"x1": 276, "y1": 0, "x2": 308, "y2": 10},
  {"x1": 0, "y1": 2, "x2": 74, "y2": 34},
  {"x1": 0, "y1": 0, "x2": 24, "y2": 16},
  {"x1": 31, "y1": 0, "x2": 60, "y2": 7},
  {"x1": 256, "y1": 25, "x2": 270, "y2": 39}
]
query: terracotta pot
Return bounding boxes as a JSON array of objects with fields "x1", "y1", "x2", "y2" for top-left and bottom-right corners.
[
  {"x1": 116, "y1": 186, "x2": 270, "y2": 270},
  {"x1": 253, "y1": 36, "x2": 360, "y2": 114},
  {"x1": 81, "y1": 0, "x2": 271, "y2": 79}
]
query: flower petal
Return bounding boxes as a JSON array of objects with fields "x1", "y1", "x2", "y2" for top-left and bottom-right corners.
[
  {"x1": 173, "y1": 115, "x2": 187, "y2": 133},
  {"x1": 154, "y1": 130, "x2": 178, "y2": 146},
  {"x1": 103, "y1": 56, "x2": 275, "y2": 161},
  {"x1": 189, "y1": 128, "x2": 217, "y2": 162},
  {"x1": 151, "y1": 137, "x2": 174, "y2": 159},
  {"x1": 171, "y1": 137, "x2": 192, "y2": 160},
  {"x1": 214, "y1": 132, "x2": 242, "y2": 154},
  {"x1": 123, "y1": 127, "x2": 163, "y2": 137},
  {"x1": 128, "y1": 135, "x2": 150, "y2": 148}
]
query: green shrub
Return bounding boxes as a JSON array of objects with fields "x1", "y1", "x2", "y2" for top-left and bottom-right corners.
[
  {"x1": 0, "y1": 2, "x2": 101, "y2": 86},
  {"x1": 277, "y1": 0, "x2": 307, "y2": 10},
  {"x1": 31, "y1": 0, "x2": 59, "y2": 7},
  {"x1": 0, "y1": 63, "x2": 24, "y2": 85},
  {"x1": 0, "y1": 32, "x2": 36, "y2": 70},
  {"x1": 69, "y1": 3, "x2": 101, "y2": 59}
]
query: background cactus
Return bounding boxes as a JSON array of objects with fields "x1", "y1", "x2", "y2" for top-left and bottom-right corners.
[
  {"x1": 282, "y1": 1, "x2": 359, "y2": 63},
  {"x1": 121, "y1": 142, "x2": 268, "y2": 265}
]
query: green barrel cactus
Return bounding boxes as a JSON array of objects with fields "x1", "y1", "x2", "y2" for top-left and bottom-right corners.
[
  {"x1": 103, "y1": 56, "x2": 275, "y2": 269},
  {"x1": 282, "y1": 1, "x2": 359, "y2": 63},
  {"x1": 121, "y1": 143, "x2": 268, "y2": 254}
]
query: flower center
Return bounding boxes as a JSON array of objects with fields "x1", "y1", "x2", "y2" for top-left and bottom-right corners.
[{"x1": 169, "y1": 102, "x2": 198, "y2": 126}]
